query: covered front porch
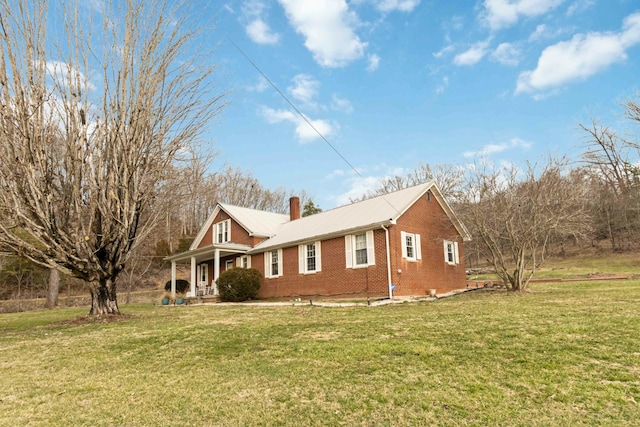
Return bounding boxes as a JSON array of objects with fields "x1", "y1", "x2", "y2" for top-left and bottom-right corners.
[{"x1": 164, "y1": 243, "x2": 251, "y2": 298}]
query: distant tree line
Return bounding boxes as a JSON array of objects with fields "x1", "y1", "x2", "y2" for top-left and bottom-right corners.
[{"x1": 355, "y1": 96, "x2": 640, "y2": 290}]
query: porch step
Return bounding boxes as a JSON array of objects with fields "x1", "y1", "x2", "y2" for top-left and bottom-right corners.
[{"x1": 188, "y1": 295, "x2": 221, "y2": 304}]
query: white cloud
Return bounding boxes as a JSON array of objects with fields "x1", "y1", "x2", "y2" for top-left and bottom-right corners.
[
  {"x1": 529, "y1": 23, "x2": 573, "y2": 41},
  {"x1": 491, "y1": 42, "x2": 521, "y2": 66},
  {"x1": 481, "y1": 0, "x2": 565, "y2": 31},
  {"x1": 433, "y1": 44, "x2": 455, "y2": 58},
  {"x1": 462, "y1": 138, "x2": 532, "y2": 158},
  {"x1": 453, "y1": 41, "x2": 490, "y2": 66},
  {"x1": 288, "y1": 74, "x2": 319, "y2": 107},
  {"x1": 246, "y1": 19, "x2": 280, "y2": 44},
  {"x1": 516, "y1": 12, "x2": 640, "y2": 95},
  {"x1": 325, "y1": 169, "x2": 346, "y2": 179},
  {"x1": 242, "y1": 0, "x2": 266, "y2": 17},
  {"x1": 241, "y1": 1, "x2": 279, "y2": 45},
  {"x1": 374, "y1": 0, "x2": 420, "y2": 12},
  {"x1": 529, "y1": 24, "x2": 548, "y2": 41},
  {"x1": 435, "y1": 76, "x2": 449, "y2": 94},
  {"x1": 260, "y1": 106, "x2": 334, "y2": 143},
  {"x1": 566, "y1": 0, "x2": 594, "y2": 16},
  {"x1": 331, "y1": 94, "x2": 354, "y2": 113},
  {"x1": 331, "y1": 164, "x2": 409, "y2": 205},
  {"x1": 245, "y1": 76, "x2": 270, "y2": 92},
  {"x1": 367, "y1": 53, "x2": 381, "y2": 71},
  {"x1": 278, "y1": 0, "x2": 367, "y2": 68}
]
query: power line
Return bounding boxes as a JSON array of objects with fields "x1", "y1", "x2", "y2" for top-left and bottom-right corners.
[{"x1": 226, "y1": 36, "x2": 401, "y2": 214}]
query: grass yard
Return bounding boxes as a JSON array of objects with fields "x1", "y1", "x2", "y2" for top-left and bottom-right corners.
[{"x1": 1, "y1": 280, "x2": 639, "y2": 426}]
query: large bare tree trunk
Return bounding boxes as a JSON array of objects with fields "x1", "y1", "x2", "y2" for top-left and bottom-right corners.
[
  {"x1": 0, "y1": 0, "x2": 225, "y2": 315},
  {"x1": 89, "y1": 278, "x2": 119, "y2": 315},
  {"x1": 45, "y1": 268, "x2": 59, "y2": 309}
]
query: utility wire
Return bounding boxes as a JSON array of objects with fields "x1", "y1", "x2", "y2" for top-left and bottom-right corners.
[{"x1": 226, "y1": 36, "x2": 402, "y2": 214}]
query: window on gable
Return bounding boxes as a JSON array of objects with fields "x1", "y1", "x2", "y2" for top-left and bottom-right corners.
[
  {"x1": 401, "y1": 231, "x2": 421, "y2": 261},
  {"x1": 214, "y1": 219, "x2": 230, "y2": 244},
  {"x1": 444, "y1": 240, "x2": 460, "y2": 265},
  {"x1": 345, "y1": 231, "x2": 375, "y2": 269},
  {"x1": 299, "y1": 242, "x2": 321, "y2": 274}
]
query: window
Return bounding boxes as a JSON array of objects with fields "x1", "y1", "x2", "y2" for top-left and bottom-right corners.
[
  {"x1": 345, "y1": 231, "x2": 375, "y2": 268},
  {"x1": 271, "y1": 251, "x2": 279, "y2": 276},
  {"x1": 214, "y1": 219, "x2": 230, "y2": 244},
  {"x1": 444, "y1": 240, "x2": 460, "y2": 265},
  {"x1": 264, "y1": 249, "x2": 282, "y2": 278},
  {"x1": 355, "y1": 234, "x2": 368, "y2": 265},
  {"x1": 236, "y1": 255, "x2": 251, "y2": 268},
  {"x1": 225, "y1": 260, "x2": 234, "y2": 271},
  {"x1": 401, "y1": 231, "x2": 421, "y2": 261},
  {"x1": 406, "y1": 234, "x2": 414, "y2": 259},
  {"x1": 298, "y1": 242, "x2": 321, "y2": 274}
]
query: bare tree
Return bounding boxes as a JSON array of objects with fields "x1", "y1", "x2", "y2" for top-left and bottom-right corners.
[
  {"x1": 0, "y1": 0, "x2": 225, "y2": 314},
  {"x1": 352, "y1": 162, "x2": 464, "y2": 202},
  {"x1": 580, "y1": 116, "x2": 640, "y2": 249},
  {"x1": 459, "y1": 158, "x2": 591, "y2": 291}
]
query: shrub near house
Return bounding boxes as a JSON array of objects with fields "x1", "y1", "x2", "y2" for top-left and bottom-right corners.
[{"x1": 216, "y1": 268, "x2": 261, "y2": 302}]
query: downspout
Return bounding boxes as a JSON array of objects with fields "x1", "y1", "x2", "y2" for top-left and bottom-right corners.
[{"x1": 381, "y1": 224, "x2": 393, "y2": 300}]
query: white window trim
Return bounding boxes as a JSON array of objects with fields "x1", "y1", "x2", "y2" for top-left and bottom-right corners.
[
  {"x1": 345, "y1": 230, "x2": 375, "y2": 269},
  {"x1": 214, "y1": 219, "x2": 231, "y2": 244},
  {"x1": 298, "y1": 241, "x2": 321, "y2": 274},
  {"x1": 264, "y1": 249, "x2": 283, "y2": 278},
  {"x1": 225, "y1": 260, "x2": 234, "y2": 271},
  {"x1": 401, "y1": 231, "x2": 422, "y2": 262},
  {"x1": 443, "y1": 240, "x2": 460, "y2": 265},
  {"x1": 236, "y1": 255, "x2": 251, "y2": 269}
]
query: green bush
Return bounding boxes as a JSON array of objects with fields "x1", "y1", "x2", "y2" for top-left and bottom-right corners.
[
  {"x1": 164, "y1": 279, "x2": 189, "y2": 294},
  {"x1": 216, "y1": 268, "x2": 261, "y2": 302}
]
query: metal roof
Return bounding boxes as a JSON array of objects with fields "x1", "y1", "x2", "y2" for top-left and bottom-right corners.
[
  {"x1": 250, "y1": 181, "x2": 451, "y2": 252},
  {"x1": 219, "y1": 203, "x2": 289, "y2": 237}
]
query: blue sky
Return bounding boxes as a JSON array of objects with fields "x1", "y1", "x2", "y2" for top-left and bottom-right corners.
[{"x1": 192, "y1": 0, "x2": 640, "y2": 208}]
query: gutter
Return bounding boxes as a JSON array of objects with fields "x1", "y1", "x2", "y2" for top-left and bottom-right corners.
[{"x1": 381, "y1": 224, "x2": 393, "y2": 300}]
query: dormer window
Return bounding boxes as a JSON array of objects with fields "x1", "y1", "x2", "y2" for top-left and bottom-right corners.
[{"x1": 214, "y1": 219, "x2": 230, "y2": 244}]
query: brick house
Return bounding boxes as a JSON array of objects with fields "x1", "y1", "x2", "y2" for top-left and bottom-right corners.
[{"x1": 165, "y1": 181, "x2": 471, "y2": 300}]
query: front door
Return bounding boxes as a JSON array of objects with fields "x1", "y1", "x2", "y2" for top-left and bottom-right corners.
[{"x1": 198, "y1": 263, "x2": 208, "y2": 293}]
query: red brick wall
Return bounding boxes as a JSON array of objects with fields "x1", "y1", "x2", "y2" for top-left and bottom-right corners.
[
  {"x1": 255, "y1": 231, "x2": 390, "y2": 299},
  {"x1": 389, "y1": 193, "x2": 466, "y2": 296},
  {"x1": 202, "y1": 194, "x2": 467, "y2": 300},
  {"x1": 197, "y1": 210, "x2": 253, "y2": 248}
]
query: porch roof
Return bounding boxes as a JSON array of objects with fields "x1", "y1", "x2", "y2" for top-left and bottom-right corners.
[{"x1": 164, "y1": 242, "x2": 251, "y2": 264}]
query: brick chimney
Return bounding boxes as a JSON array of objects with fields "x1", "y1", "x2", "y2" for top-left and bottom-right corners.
[{"x1": 289, "y1": 196, "x2": 300, "y2": 221}]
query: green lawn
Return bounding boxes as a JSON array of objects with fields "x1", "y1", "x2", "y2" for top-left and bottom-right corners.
[{"x1": 1, "y1": 281, "x2": 639, "y2": 426}]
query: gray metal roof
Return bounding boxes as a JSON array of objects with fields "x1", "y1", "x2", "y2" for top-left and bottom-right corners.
[
  {"x1": 249, "y1": 181, "x2": 443, "y2": 252},
  {"x1": 219, "y1": 203, "x2": 289, "y2": 237}
]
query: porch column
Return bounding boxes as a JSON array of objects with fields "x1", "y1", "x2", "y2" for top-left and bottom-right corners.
[
  {"x1": 190, "y1": 256, "x2": 196, "y2": 297},
  {"x1": 171, "y1": 261, "x2": 177, "y2": 298},
  {"x1": 214, "y1": 249, "x2": 220, "y2": 284}
]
